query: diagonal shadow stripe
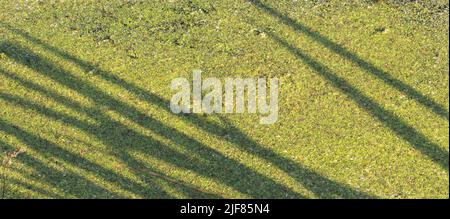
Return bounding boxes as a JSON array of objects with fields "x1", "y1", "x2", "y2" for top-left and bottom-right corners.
[
  {"x1": 249, "y1": 0, "x2": 449, "y2": 121},
  {"x1": 0, "y1": 121, "x2": 137, "y2": 198},
  {"x1": 265, "y1": 30, "x2": 449, "y2": 171}
]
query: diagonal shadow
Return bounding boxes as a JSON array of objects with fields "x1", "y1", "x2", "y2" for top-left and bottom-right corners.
[
  {"x1": 3, "y1": 177, "x2": 63, "y2": 198},
  {"x1": 1, "y1": 140, "x2": 65, "y2": 199},
  {"x1": 0, "y1": 116, "x2": 220, "y2": 199},
  {"x1": 249, "y1": 0, "x2": 449, "y2": 121},
  {"x1": 264, "y1": 31, "x2": 449, "y2": 171},
  {"x1": 0, "y1": 27, "x2": 376, "y2": 198},
  {"x1": 0, "y1": 43, "x2": 301, "y2": 198},
  {"x1": 0, "y1": 124, "x2": 128, "y2": 198},
  {"x1": 0, "y1": 154, "x2": 65, "y2": 199},
  {"x1": 0, "y1": 70, "x2": 221, "y2": 199}
]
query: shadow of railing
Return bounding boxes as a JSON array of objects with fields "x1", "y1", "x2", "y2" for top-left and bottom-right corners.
[
  {"x1": 0, "y1": 116, "x2": 221, "y2": 199},
  {"x1": 249, "y1": 0, "x2": 449, "y2": 121},
  {"x1": 264, "y1": 31, "x2": 448, "y2": 171},
  {"x1": 0, "y1": 122, "x2": 130, "y2": 198},
  {"x1": 0, "y1": 25, "x2": 374, "y2": 198},
  {"x1": 3, "y1": 177, "x2": 63, "y2": 198},
  {"x1": 0, "y1": 42, "x2": 301, "y2": 198},
  {"x1": 0, "y1": 153, "x2": 66, "y2": 199}
]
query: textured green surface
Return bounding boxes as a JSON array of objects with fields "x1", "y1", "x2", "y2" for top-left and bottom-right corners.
[{"x1": 0, "y1": 0, "x2": 448, "y2": 198}]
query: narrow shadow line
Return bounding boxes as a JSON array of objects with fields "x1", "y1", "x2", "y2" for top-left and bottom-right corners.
[
  {"x1": 0, "y1": 30, "x2": 377, "y2": 198},
  {"x1": 249, "y1": 0, "x2": 449, "y2": 121},
  {"x1": 265, "y1": 31, "x2": 449, "y2": 171},
  {"x1": 129, "y1": 166, "x2": 223, "y2": 199}
]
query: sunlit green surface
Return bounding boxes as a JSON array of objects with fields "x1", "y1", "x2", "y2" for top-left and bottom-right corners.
[{"x1": 0, "y1": 0, "x2": 448, "y2": 198}]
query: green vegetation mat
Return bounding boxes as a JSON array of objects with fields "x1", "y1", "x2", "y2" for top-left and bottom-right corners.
[{"x1": 0, "y1": 0, "x2": 448, "y2": 198}]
